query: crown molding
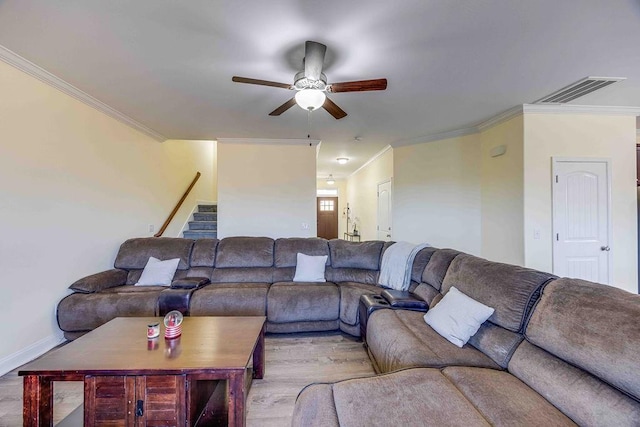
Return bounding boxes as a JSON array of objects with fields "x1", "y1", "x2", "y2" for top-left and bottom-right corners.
[
  {"x1": 349, "y1": 145, "x2": 392, "y2": 177},
  {"x1": 475, "y1": 105, "x2": 524, "y2": 132},
  {"x1": 0, "y1": 44, "x2": 167, "y2": 142},
  {"x1": 523, "y1": 104, "x2": 640, "y2": 116},
  {"x1": 390, "y1": 127, "x2": 477, "y2": 148},
  {"x1": 217, "y1": 137, "x2": 320, "y2": 146}
]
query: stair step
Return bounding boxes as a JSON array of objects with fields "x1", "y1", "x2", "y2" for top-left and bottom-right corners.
[
  {"x1": 183, "y1": 230, "x2": 217, "y2": 239},
  {"x1": 198, "y1": 204, "x2": 217, "y2": 213},
  {"x1": 193, "y1": 212, "x2": 217, "y2": 221},
  {"x1": 189, "y1": 221, "x2": 217, "y2": 230}
]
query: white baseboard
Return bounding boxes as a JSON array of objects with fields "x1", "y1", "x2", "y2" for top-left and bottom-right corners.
[{"x1": 0, "y1": 333, "x2": 65, "y2": 376}]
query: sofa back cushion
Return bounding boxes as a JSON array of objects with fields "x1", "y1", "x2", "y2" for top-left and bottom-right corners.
[
  {"x1": 114, "y1": 238, "x2": 194, "y2": 270},
  {"x1": 441, "y1": 254, "x2": 554, "y2": 333},
  {"x1": 215, "y1": 237, "x2": 274, "y2": 268},
  {"x1": 525, "y1": 278, "x2": 640, "y2": 402},
  {"x1": 274, "y1": 238, "x2": 330, "y2": 267},
  {"x1": 509, "y1": 278, "x2": 640, "y2": 425},
  {"x1": 329, "y1": 240, "x2": 384, "y2": 270},
  {"x1": 421, "y1": 249, "x2": 462, "y2": 291},
  {"x1": 411, "y1": 247, "x2": 438, "y2": 283},
  {"x1": 190, "y1": 239, "x2": 218, "y2": 267}
]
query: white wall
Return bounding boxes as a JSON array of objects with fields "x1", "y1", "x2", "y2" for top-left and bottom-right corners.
[
  {"x1": 0, "y1": 60, "x2": 215, "y2": 372},
  {"x1": 523, "y1": 113, "x2": 638, "y2": 292},
  {"x1": 393, "y1": 135, "x2": 482, "y2": 253},
  {"x1": 345, "y1": 148, "x2": 393, "y2": 241},
  {"x1": 480, "y1": 116, "x2": 525, "y2": 265},
  {"x1": 217, "y1": 141, "x2": 317, "y2": 238}
]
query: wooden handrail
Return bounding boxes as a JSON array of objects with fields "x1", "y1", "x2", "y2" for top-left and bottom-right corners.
[{"x1": 154, "y1": 171, "x2": 201, "y2": 237}]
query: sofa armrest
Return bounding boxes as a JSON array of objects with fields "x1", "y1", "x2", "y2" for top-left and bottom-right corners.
[
  {"x1": 380, "y1": 289, "x2": 428, "y2": 311},
  {"x1": 69, "y1": 269, "x2": 128, "y2": 293},
  {"x1": 171, "y1": 277, "x2": 210, "y2": 289}
]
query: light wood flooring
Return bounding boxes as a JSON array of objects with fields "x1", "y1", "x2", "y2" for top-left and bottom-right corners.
[{"x1": 0, "y1": 332, "x2": 375, "y2": 426}]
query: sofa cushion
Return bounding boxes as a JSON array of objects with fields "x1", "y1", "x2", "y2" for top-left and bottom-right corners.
[
  {"x1": 135, "y1": 257, "x2": 180, "y2": 286},
  {"x1": 292, "y1": 384, "x2": 339, "y2": 427},
  {"x1": 325, "y1": 267, "x2": 379, "y2": 285},
  {"x1": 442, "y1": 367, "x2": 576, "y2": 426},
  {"x1": 293, "y1": 253, "x2": 328, "y2": 282},
  {"x1": 114, "y1": 237, "x2": 194, "y2": 270},
  {"x1": 326, "y1": 369, "x2": 491, "y2": 427},
  {"x1": 210, "y1": 267, "x2": 273, "y2": 283},
  {"x1": 329, "y1": 240, "x2": 384, "y2": 270},
  {"x1": 338, "y1": 282, "x2": 382, "y2": 326},
  {"x1": 421, "y1": 248, "x2": 462, "y2": 290},
  {"x1": 126, "y1": 268, "x2": 187, "y2": 286},
  {"x1": 424, "y1": 286, "x2": 495, "y2": 348},
  {"x1": 442, "y1": 253, "x2": 555, "y2": 333},
  {"x1": 190, "y1": 238, "x2": 218, "y2": 267},
  {"x1": 366, "y1": 309, "x2": 500, "y2": 373},
  {"x1": 189, "y1": 283, "x2": 268, "y2": 316},
  {"x1": 215, "y1": 237, "x2": 274, "y2": 268},
  {"x1": 524, "y1": 278, "x2": 640, "y2": 402},
  {"x1": 509, "y1": 341, "x2": 640, "y2": 426},
  {"x1": 411, "y1": 246, "x2": 438, "y2": 283},
  {"x1": 274, "y1": 238, "x2": 330, "y2": 267},
  {"x1": 268, "y1": 282, "x2": 340, "y2": 323}
]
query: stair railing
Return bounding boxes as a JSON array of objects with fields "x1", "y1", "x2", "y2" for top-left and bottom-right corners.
[{"x1": 154, "y1": 171, "x2": 201, "y2": 237}]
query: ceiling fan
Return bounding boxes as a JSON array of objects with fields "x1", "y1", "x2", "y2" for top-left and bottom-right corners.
[{"x1": 232, "y1": 41, "x2": 387, "y2": 120}]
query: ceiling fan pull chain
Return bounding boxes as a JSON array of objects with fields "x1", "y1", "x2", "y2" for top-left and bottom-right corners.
[{"x1": 307, "y1": 109, "x2": 312, "y2": 140}]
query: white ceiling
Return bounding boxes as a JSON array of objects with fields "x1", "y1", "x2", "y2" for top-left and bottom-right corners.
[{"x1": 0, "y1": 0, "x2": 639, "y2": 179}]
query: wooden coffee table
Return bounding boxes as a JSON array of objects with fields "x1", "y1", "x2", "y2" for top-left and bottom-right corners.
[{"x1": 20, "y1": 316, "x2": 266, "y2": 427}]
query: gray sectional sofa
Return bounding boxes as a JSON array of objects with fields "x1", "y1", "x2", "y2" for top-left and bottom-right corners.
[
  {"x1": 57, "y1": 236, "x2": 397, "y2": 339},
  {"x1": 56, "y1": 236, "x2": 640, "y2": 425}
]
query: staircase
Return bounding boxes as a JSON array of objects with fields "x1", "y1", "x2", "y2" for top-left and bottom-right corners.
[{"x1": 183, "y1": 204, "x2": 217, "y2": 239}]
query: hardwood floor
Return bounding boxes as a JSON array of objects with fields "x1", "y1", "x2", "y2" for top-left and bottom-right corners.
[{"x1": 0, "y1": 332, "x2": 375, "y2": 426}]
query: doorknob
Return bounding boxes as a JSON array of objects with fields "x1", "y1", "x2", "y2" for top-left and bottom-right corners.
[{"x1": 600, "y1": 246, "x2": 610, "y2": 251}]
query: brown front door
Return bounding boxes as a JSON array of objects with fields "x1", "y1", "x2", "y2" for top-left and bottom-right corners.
[{"x1": 317, "y1": 197, "x2": 338, "y2": 239}]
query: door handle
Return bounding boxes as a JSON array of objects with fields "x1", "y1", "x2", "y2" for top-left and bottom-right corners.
[{"x1": 600, "y1": 246, "x2": 610, "y2": 251}]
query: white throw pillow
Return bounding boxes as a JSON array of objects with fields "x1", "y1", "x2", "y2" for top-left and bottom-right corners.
[
  {"x1": 423, "y1": 286, "x2": 495, "y2": 348},
  {"x1": 293, "y1": 253, "x2": 328, "y2": 282},
  {"x1": 135, "y1": 256, "x2": 180, "y2": 286}
]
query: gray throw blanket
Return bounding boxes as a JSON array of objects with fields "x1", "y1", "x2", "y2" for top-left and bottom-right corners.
[{"x1": 378, "y1": 241, "x2": 431, "y2": 291}]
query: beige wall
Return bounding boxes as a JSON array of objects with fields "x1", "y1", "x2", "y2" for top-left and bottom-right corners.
[
  {"x1": 217, "y1": 142, "x2": 317, "y2": 238},
  {"x1": 393, "y1": 135, "x2": 482, "y2": 253},
  {"x1": 480, "y1": 116, "x2": 525, "y2": 265},
  {"x1": 316, "y1": 178, "x2": 348, "y2": 238},
  {"x1": 523, "y1": 113, "x2": 637, "y2": 292},
  {"x1": 0, "y1": 60, "x2": 215, "y2": 371},
  {"x1": 346, "y1": 148, "x2": 393, "y2": 241}
]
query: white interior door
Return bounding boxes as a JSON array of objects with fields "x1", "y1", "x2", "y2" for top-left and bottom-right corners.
[
  {"x1": 552, "y1": 158, "x2": 610, "y2": 284},
  {"x1": 377, "y1": 180, "x2": 392, "y2": 241}
]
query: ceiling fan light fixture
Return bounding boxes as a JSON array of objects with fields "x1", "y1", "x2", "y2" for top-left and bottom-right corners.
[
  {"x1": 326, "y1": 174, "x2": 335, "y2": 185},
  {"x1": 295, "y1": 89, "x2": 326, "y2": 111},
  {"x1": 337, "y1": 157, "x2": 349, "y2": 164}
]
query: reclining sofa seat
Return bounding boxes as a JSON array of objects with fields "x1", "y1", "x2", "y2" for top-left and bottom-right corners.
[
  {"x1": 57, "y1": 237, "x2": 201, "y2": 340},
  {"x1": 292, "y1": 278, "x2": 640, "y2": 426},
  {"x1": 366, "y1": 250, "x2": 557, "y2": 373},
  {"x1": 190, "y1": 236, "x2": 272, "y2": 317}
]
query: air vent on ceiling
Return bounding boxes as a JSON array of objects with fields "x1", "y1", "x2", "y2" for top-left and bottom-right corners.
[{"x1": 534, "y1": 76, "x2": 625, "y2": 104}]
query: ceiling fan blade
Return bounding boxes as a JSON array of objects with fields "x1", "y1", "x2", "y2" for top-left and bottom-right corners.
[
  {"x1": 323, "y1": 97, "x2": 347, "y2": 120},
  {"x1": 304, "y1": 41, "x2": 327, "y2": 81},
  {"x1": 269, "y1": 98, "x2": 297, "y2": 116},
  {"x1": 232, "y1": 76, "x2": 293, "y2": 90},
  {"x1": 328, "y1": 78, "x2": 388, "y2": 93}
]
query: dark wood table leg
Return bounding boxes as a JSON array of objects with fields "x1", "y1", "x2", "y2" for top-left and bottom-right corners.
[
  {"x1": 23, "y1": 375, "x2": 52, "y2": 427},
  {"x1": 252, "y1": 324, "x2": 265, "y2": 379},
  {"x1": 228, "y1": 370, "x2": 246, "y2": 427}
]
